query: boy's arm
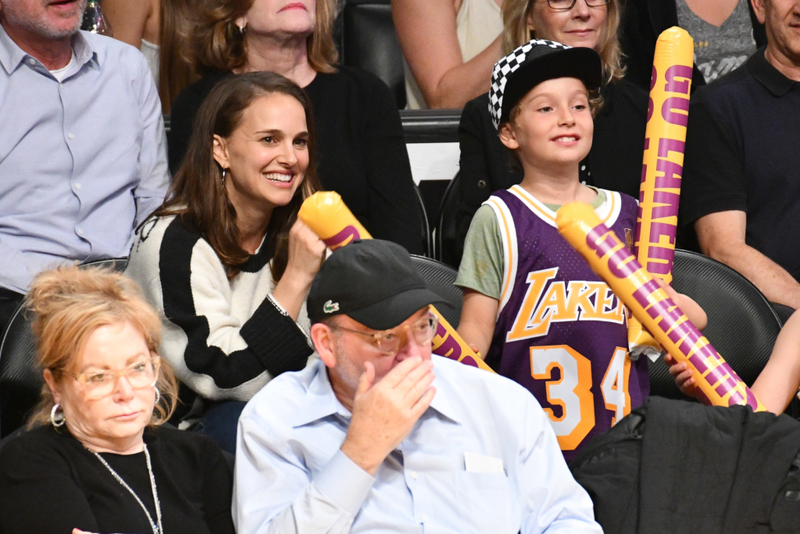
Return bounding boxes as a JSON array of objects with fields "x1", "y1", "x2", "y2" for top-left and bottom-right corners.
[
  {"x1": 454, "y1": 205, "x2": 505, "y2": 358},
  {"x1": 750, "y1": 310, "x2": 800, "y2": 414},
  {"x1": 458, "y1": 289, "x2": 499, "y2": 359}
]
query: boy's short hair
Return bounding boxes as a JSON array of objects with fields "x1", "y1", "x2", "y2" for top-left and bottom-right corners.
[{"x1": 489, "y1": 39, "x2": 602, "y2": 131}]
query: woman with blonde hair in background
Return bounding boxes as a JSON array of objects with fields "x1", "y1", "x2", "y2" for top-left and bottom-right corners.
[
  {"x1": 448, "y1": 0, "x2": 649, "y2": 266},
  {"x1": 0, "y1": 266, "x2": 234, "y2": 534}
]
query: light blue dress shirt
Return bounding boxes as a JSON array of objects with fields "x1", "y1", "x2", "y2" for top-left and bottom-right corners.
[
  {"x1": 0, "y1": 26, "x2": 169, "y2": 293},
  {"x1": 234, "y1": 356, "x2": 602, "y2": 534}
]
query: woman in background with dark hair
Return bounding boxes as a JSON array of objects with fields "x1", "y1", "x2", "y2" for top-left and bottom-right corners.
[
  {"x1": 126, "y1": 71, "x2": 325, "y2": 454},
  {"x1": 169, "y1": 0, "x2": 424, "y2": 254}
]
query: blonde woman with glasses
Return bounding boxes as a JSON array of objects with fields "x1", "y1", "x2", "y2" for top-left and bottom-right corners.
[
  {"x1": 0, "y1": 266, "x2": 234, "y2": 534},
  {"x1": 450, "y1": 0, "x2": 649, "y2": 265}
]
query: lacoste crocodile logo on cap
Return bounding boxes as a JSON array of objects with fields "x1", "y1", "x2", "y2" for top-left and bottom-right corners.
[{"x1": 323, "y1": 300, "x2": 339, "y2": 314}]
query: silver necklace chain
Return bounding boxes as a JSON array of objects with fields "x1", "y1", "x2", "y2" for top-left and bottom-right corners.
[{"x1": 89, "y1": 444, "x2": 163, "y2": 534}]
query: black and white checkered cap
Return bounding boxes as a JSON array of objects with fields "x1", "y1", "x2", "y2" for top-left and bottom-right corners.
[{"x1": 488, "y1": 39, "x2": 602, "y2": 130}]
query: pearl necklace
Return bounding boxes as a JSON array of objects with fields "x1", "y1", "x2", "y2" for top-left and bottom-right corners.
[{"x1": 89, "y1": 444, "x2": 163, "y2": 534}]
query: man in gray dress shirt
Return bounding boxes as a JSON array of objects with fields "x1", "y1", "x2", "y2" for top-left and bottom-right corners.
[{"x1": 0, "y1": 0, "x2": 169, "y2": 331}]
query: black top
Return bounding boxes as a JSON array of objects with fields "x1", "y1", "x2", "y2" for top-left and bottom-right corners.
[
  {"x1": 0, "y1": 425, "x2": 235, "y2": 534},
  {"x1": 620, "y1": 0, "x2": 766, "y2": 93},
  {"x1": 169, "y1": 67, "x2": 423, "y2": 254},
  {"x1": 451, "y1": 79, "x2": 648, "y2": 266},
  {"x1": 681, "y1": 48, "x2": 800, "y2": 280}
]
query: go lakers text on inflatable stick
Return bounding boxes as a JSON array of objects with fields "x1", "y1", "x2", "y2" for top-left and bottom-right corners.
[
  {"x1": 629, "y1": 27, "x2": 694, "y2": 355},
  {"x1": 557, "y1": 202, "x2": 764, "y2": 411},
  {"x1": 635, "y1": 26, "x2": 693, "y2": 284},
  {"x1": 298, "y1": 192, "x2": 493, "y2": 372}
]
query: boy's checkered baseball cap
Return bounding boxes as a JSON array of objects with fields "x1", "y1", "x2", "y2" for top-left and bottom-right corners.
[{"x1": 488, "y1": 39, "x2": 602, "y2": 130}]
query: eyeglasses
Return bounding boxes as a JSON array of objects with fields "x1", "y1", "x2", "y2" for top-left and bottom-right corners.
[
  {"x1": 545, "y1": 0, "x2": 610, "y2": 11},
  {"x1": 68, "y1": 356, "x2": 160, "y2": 400},
  {"x1": 329, "y1": 314, "x2": 440, "y2": 356}
]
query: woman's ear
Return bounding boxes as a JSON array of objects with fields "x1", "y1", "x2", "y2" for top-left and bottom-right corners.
[
  {"x1": 311, "y1": 323, "x2": 337, "y2": 369},
  {"x1": 43, "y1": 369, "x2": 61, "y2": 405},
  {"x1": 498, "y1": 122, "x2": 520, "y2": 150},
  {"x1": 212, "y1": 135, "x2": 230, "y2": 169}
]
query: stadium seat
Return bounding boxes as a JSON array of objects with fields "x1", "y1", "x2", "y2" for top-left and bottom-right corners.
[
  {"x1": 410, "y1": 255, "x2": 462, "y2": 328},
  {"x1": 649, "y1": 249, "x2": 784, "y2": 402},
  {"x1": 0, "y1": 258, "x2": 128, "y2": 438},
  {"x1": 413, "y1": 183, "x2": 432, "y2": 257},
  {"x1": 435, "y1": 172, "x2": 462, "y2": 269},
  {"x1": 342, "y1": 0, "x2": 406, "y2": 109}
]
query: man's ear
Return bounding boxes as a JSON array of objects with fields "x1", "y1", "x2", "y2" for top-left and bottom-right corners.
[
  {"x1": 750, "y1": 0, "x2": 766, "y2": 24},
  {"x1": 311, "y1": 323, "x2": 337, "y2": 369},
  {"x1": 498, "y1": 122, "x2": 520, "y2": 150},
  {"x1": 43, "y1": 369, "x2": 61, "y2": 404},
  {"x1": 212, "y1": 135, "x2": 230, "y2": 170}
]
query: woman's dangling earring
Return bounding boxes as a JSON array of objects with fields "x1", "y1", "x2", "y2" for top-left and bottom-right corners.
[
  {"x1": 221, "y1": 167, "x2": 227, "y2": 187},
  {"x1": 238, "y1": 22, "x2": 247, "y2": 35},
  {"x1": 50, "y1": 403, "x2": 65, "y2": 427},
  {"x1": 154, "y1": 387, "x2": 162, "y2": 406}
]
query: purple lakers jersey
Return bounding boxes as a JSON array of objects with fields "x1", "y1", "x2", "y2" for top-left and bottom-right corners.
[{"x1": 485, "y1": 186, "x2": 649, "y2": 463}]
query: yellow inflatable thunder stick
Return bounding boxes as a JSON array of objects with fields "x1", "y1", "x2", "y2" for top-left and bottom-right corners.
[
  {"x1": 629, "y1": 27, "x2": 694, "y2": 356},
  {"x1": 557, "y1": 202, "x2": 765, "y2": 411},
  {"x1": 298, "y1": 192, "x2": 494, "y2": 372}
]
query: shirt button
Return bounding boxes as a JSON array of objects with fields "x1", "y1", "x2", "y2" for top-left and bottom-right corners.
[
  {"x1": 580, "y1": 165, "x2": 586, "y2": 171},
  {"x1": 477, "y1": 180, "x2": 487, "y2": 189},
  {"x1": 74, "y1": 183, "x2": 81, "y2": 190},
  {"x1": 410, "y1": 471, "x2": 418, "y2": 480},
  {"x1": 76, "y1": 228, "x2": 83, "y2": 236},
  {"x1": 421, "y1": 514, "x2": 429, "y2": 522},
  {"x1": 67, "y1": 133, "x2": 75, "y2": 140},
  {"x1": 28, "y1": 58, "x2": 36, "y2": 65}
]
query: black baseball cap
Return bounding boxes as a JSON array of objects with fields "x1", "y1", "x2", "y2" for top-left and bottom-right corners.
[
  {"x1": 307, "y1": 240, "x2": 446, "y2": 330},
  {"x1": 488, "y1": 39, "x2": 602, "y2": 130}
]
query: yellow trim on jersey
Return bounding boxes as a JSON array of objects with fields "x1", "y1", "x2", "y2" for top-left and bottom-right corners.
[
  {"x1": 508, "y1": 185, "x2": 623, "y2": 228},
  {"x1": 485, "y1": 197, "x2": 517, "y2": 315}
]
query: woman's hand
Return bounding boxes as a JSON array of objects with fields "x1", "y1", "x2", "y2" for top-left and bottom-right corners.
[
  {"x1": 272, "y1": 219, "x2": 326, "y2": 320},
  {"x1": 284, "y1": 219, "x2": 326, "y2": 282}
]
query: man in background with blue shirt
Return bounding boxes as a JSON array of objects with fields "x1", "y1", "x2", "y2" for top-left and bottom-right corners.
[
  {"x1": 234, "y1": 239, "x2": 601, "y2": 534},
  {"x1": 0, "y1": 0, "x2": 169, "y2": 331}
]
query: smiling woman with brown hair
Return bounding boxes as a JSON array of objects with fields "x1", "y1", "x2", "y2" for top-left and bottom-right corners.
[
  {"x1": 0, "y1": 265, "x2": 235, "y2": 534},
  {"x1": 127, "y1": 71, "x2": 325, "y2": 455}
]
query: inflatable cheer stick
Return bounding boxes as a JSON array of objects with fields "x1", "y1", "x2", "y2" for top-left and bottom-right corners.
[
  {"x1": 298, "y1": 192, "x2": 493, "y2": 372},
  {"x1": 629, "y1": 27, "x2": 694, "y2": 356},
  {"x1": 557, "y1": 202, "x2": 764, "y2": 411}
]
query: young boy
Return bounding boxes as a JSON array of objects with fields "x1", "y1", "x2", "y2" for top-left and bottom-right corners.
[{"x1": 455, "y1": 40, "x2": 706, "y2": 462}]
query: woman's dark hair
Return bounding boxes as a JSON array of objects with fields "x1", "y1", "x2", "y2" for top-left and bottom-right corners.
[{"x1": 157, "y1": 71, "x2": 321, "y2": 280}]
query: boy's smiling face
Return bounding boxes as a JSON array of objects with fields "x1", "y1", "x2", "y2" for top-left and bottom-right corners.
[{"x1": 498, "y1": 77, "x2": 593, "y2": 174}]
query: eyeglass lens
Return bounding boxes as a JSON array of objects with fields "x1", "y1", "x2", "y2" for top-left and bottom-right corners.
[
  {"x1": 547, "y1": 0, "x2": 609, "y2": 10},
  {"x1": 80, "y1": 358, "x2": 159, "y2": 398}
]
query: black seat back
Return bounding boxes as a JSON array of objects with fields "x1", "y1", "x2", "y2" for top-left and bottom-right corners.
[
  {"x1": 648, "y1": 249, "x2": 783, "y2": 399},
  {"x1": 410, "y1": 255, "x2": 462, "y2": 328},
  {"x1": 342, "y1": 0, "x2": 406, "y2": 109}
]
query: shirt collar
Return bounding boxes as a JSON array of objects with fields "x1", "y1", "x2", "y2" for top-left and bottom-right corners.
[
  {"x1": 0, "y1": 26, "x2": 97, "y2": 75},
  {"x1": 748, "y1": 47, "x2": 797, "y2": 96},
  {"x1": 292, "y1": 358, "x2": 464, "y2": 428},
  {"x1": 292, "y1": 360, "x2": 352, "y2": 428}
]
